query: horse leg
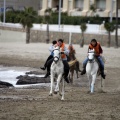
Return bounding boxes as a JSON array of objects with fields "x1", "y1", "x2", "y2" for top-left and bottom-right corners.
[
  {"x1": 71, "y1": 70, "x2": 74, "y2": 84},
  {"x1": 87, "y1": 74, "x2": 91, "y2": 92},
  {"x1": 68, "y1": 73, "x2": 71, "y2": 82},
  {"x1": 77, "y1": 61, "x2": 81, "y2": 71},
  {"x1": 76, "y1": 69, "x2": 79, "y2": 78},
  {"x1": 54, "y1": 74, "x2": 62, "y2": 93},
  {"x1": 59, "y1": 81, "x2": 62, "y2": 96},
  {"x1": 68, "y1": 69, "x2": 71, "y2": 83},
  {"x1": 76, "y1": 61, "x2": 81, "y2": 78},
  {"x1": 91, "y1": 74, "x2": 97, "y2": 93},
  {"x1": 61, "y1": 78, "x2": 65, "y2": 100},
  {"x1": 49, "y1": 72, "x2": 54, "y2": 96}
]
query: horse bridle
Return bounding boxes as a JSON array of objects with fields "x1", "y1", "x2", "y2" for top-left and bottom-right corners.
[
  {"x1": 88, "y1": 52, "x2": 95, "y2": 63},
  {"x1": 88, "y1": 58, "x2": 95, "y2": 63},
  {"x1": 53, "y1": 48, "x2": 61, "y2": 63}
]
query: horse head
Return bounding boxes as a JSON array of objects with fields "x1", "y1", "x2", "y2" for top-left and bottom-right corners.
[
  {"x1": 53, "y1": 46, "x2": 61, "y2": 63},
  {"x1": 88, "y1": 49, "x2": 95, "y2": 62},
  {"x1": 68, "y1": 46, "x2": 76, "y2": 61}
]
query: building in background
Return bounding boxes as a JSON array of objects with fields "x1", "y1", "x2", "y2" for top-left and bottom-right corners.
[
  {"x1": 0, "y1": 0, "x2": 119, "y2": 17},
  {"x1": 39, "y1": 0, "x2": 119, "y2": 17},
  {"x1": 0, "y1": 0, "x2": 42, "y2": 11}
]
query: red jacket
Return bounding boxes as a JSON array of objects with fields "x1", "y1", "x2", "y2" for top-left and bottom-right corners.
[{"x1": 89, "y1": 42, "x2": 103, "y2": 56}]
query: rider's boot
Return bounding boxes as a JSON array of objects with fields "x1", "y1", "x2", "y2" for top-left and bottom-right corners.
[
  {"x1": 63, "y1": 69, "x2": 70, "y2": 83},
  {"x1": 40, "y1": 66, "x2": 46, "y2": 70},
  {"x1": 44, "y1": 59, "x2": 53, "y2": 78},
  {"x1": 99, "y1": 65, "x2": 106, "y2": 79},
  {"x1": 101, "y1": 70, "x2": 106, "y2": 79},
  {"x1": 81, "y1": 64, "x2": 86, "y2": 75},
  {"x1": 44, "y1": 71, "x2": 50, "y2": 78},
  {"x1": 64, "y1": 76, "x2": 70, "y2": 83}
]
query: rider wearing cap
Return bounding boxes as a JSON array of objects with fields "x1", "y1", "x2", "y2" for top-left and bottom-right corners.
[
  {"x1": 44, "y1": 39, "x2": 70, "y2": 83},
  {"x1": 81, "y1": 39, "x2": 106, "y2": 79}
]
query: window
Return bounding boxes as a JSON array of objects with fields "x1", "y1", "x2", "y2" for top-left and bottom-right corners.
[
  {"x1": 96, "y1": 0, "x2": 106, "y2": 11},
  {"x1": 75, "y1": 0, "x2": 83, "y2": 10}
]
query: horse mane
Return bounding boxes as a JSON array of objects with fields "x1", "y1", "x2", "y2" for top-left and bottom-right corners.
[
  {"x1": 68, "y1": 45, "x2": 76, "y2": 54},
  {"x1": 68, "y1": 47, "x2": 76, "y2": 61}
]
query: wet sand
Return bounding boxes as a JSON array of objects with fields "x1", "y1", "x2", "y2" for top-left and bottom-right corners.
[{"x1": 0, "y1": 42, "x2": 120, "y2": 120}]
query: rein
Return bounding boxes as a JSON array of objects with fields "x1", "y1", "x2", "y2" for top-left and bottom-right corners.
[
  {"x1": 53, "y1": 48, "x2": 61, "y2": 63},
  {"x1": 88, "y1": 58, "x2": 95, "y2": 63},
  {"x1": 53, "y1": 48, "x2": 60, "y2": 51},
  {"x1": 88, "y1": 51, "x2": 96, "y2": 63}
]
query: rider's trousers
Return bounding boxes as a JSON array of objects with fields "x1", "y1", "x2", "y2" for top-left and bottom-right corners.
[
  {"x1": 83, "y1": 56, "x2": 104, "y2": 70},
  {"x1": 44, "y1": 55, "x2": 53, "y2": 68}
]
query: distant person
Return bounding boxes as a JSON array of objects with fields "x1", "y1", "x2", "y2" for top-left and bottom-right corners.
[{"x1": 40, "y1": 40, "x2": 57, "y2": 70}]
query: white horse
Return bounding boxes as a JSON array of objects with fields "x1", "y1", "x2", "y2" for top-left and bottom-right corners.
[
  {"x1": 49, "y1": 46, "x2": 65, "y2": 100},
  {"x1": 86, "y1": 49, "x2": 99, "y2": 93}
]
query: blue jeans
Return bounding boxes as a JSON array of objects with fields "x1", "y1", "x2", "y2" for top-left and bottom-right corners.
[
  {"x1": 97, "y1": 56, "x2": 104, "y2": 70},
  {"x1": 83, "y1": 56, "x2": 104, "y2": 70},
  {"x1": 83, "y1": 58, "x2": 89, "y2": 66}
]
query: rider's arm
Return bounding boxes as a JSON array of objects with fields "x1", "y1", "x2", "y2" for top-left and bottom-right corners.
[
  {"x1": 88, "y1": 45, "x2": 91, "y2": 52},
  {"x1": 99, "y1": 45, "x2": 103, "y2": 54},
  {"x1": 63, "y1": 46, "x2": 69, "y2": 56},
  {"x1": 49, "y1": 45, "x2": 54, "y2": 53}
]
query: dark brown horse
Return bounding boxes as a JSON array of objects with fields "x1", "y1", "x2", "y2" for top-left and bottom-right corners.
[{"x1": 68, "y1": 45, "x2": 81, "y2": 83}]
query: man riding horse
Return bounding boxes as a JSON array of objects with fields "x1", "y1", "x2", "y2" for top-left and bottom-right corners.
[
  {"x1": 44, "y1": 39, "x2": 70, "y2": 83},
  {"x1": 81, "y1": 39, "x2": 106, "y2": 79},
  {"x1": 40, "y1": 40, "x2": 57, "y2": 70}
]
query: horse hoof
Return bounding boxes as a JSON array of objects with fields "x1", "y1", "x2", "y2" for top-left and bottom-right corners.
[
  {"x1": 61, "y1": 98, "x2": 64, "y2": 101},
  {"x1": 90, "y1": 92, "x2": 94, "y2": 94},
  {"x1": 54, "y1": 91, "x2": 58, "y2": 94},
  {"x1": 49, "y1": 93, "x2": 53, "y2": 96}
]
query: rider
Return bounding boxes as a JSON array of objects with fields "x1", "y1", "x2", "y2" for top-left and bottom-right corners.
[
  {"x1": 40, "y1": 40, "x2": 57, "y2": 70},
  {"x1": 81, "y1": 39, "x2": 106, "y2": 79},
  {"x1": 44, "y1": 39, "x2": 70, "y2": 83}
]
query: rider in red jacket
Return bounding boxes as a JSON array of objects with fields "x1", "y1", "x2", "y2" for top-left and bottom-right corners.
[{"x1": 81, "y1": 39, "x2": 106, "y2": 79}]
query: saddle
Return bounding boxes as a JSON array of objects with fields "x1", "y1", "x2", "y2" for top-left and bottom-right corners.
[{"x1": 68, "y1": 59, "x2": 77, "y2": 67}]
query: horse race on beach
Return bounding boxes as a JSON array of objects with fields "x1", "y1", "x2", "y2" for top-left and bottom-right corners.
[{"x1": 0, "y1": 41, "x2": 120, "y2": 119}]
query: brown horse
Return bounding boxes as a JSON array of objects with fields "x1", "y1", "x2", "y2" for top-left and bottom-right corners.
[{"x1": 68, "y1": 45, "x2": 81, "y2": 83}]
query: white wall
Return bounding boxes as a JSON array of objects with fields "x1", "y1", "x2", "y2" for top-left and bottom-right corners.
[{"x1": 0, "y1": 22, "x2": 118, "y2": 41}]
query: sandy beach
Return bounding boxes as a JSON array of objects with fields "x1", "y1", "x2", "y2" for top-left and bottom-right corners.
[{"x1": 0, "y1": 42, "x2": 120, "y2": 120}]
